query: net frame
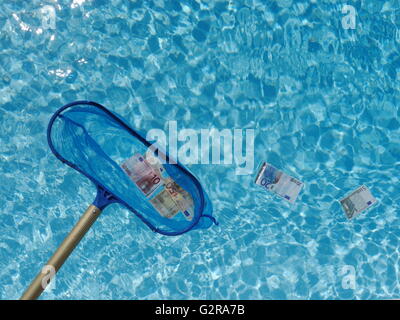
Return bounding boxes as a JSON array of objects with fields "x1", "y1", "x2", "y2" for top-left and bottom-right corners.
[{"x1": 47, "y1": 100, "x2": 217, "y2": 236}]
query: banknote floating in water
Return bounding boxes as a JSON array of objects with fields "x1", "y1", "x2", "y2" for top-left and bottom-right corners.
[
  {"x1": 340, "y1": 185, "x2": 377, "y2": 219},
  {"x1": 255, "y1": 162, "x2": 304, "y2": 204},
  {"x1": 121, "y1": 154, "x2": 194, "y2": 221}
]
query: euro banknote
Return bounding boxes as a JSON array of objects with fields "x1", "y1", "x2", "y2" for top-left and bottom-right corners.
[
  {"x1": 255, "y1": 162, "x2": 304, "y2": 204},
  {"x1": 121, "y1": 153, "x2": 194, "y2": 221},
  {"x1": 121, "y1": 154, "x2": 162, "y2": 196},
  {"x1": 340, "y1": 185, "x2": 377, "y2": 219}
]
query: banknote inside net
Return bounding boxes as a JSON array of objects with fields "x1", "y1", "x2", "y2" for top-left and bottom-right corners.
[
  {"x1": 340, "y1": 185, "x2": 377, "y2": 219},
  {"x1": 255, "y1": 162, "x2": 304, "y2": 204},
  {"x1": 121, "y1": 154, "x2": 194, "y2": 221}
]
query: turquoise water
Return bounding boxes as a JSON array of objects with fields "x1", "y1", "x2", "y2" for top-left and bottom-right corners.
[{"x1": 0, "y1": 0, "x2": 399, "y2": 299}]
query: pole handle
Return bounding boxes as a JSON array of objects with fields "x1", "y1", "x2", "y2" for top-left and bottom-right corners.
[{"x1": 20, "y1": 204, "x2": 102, "y2": 300}]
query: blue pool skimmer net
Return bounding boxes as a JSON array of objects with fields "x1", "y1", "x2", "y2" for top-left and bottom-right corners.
[{"x1": 20, "y1": 100, "x2": 217, "y2": 299}]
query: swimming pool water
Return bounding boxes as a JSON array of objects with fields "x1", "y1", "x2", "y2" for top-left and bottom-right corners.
[{"x1": 0, "y1": 0, "x2": 399, "y2": 299}]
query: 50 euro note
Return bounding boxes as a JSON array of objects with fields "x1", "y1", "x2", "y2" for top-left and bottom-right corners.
[
  {"x1": 340, "y1": 185, "x2": 377, "y2": 219},
  {"x1": 150, "y1": 178, "x2": 194, "y2": 220},
  {"x1": 121, "y1": 154, "x2": 194, "y2": 221},
  {"x1": 255, "y1": 162, "x2": 304, "y2": 204}
]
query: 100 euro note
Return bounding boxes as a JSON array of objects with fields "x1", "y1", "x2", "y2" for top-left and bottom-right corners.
[
  {"x1": 255, "y1": 162, "x2": 304, "y2": 204},
  {"x1": 121, "y1": 154, "x2": 194, "y2": 221},
  {"x1": 340, "y1": 185, "x2": 377, "y2": 219}
]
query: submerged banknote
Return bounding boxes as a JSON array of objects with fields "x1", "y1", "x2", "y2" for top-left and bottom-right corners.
[
  {"x1": 150, "y1": 178, "x2": 194, "y2": 221},
  {"x1": 255, "y1": 162, "x2": 304, "y2": 204},
  {"x1": 121, "y1": 154, "x2": 163, "y2": 196},
  {"x1": 340, "y1": 185, "x2": 377, "y2": 219},
  {"x1": 164, "y1": 178, "x2": 194, "y2": 221},
  {"x1": 150, "y1": 188, "x2": 181, "y2": 219},
  {"x1": 121, "y1": 153, "x2": 194, "y2": 221}
]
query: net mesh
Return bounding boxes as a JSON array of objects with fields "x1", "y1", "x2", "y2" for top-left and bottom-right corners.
[{"x1": 48, "y1": 101, "x2": 216, "y2": 235}]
